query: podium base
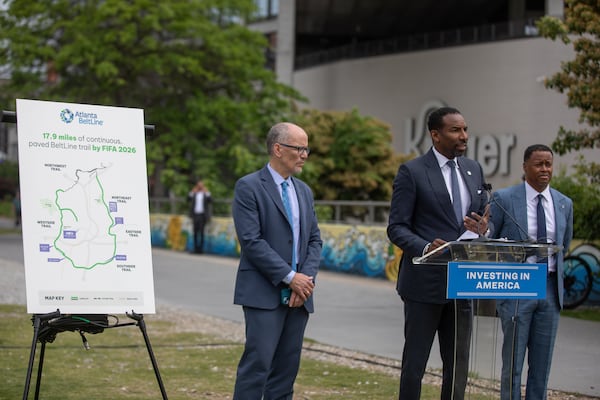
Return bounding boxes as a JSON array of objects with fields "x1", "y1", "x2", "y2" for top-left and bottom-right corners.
[{"x1": 474, "y1": 299, "x2": 497, "y2": 317}]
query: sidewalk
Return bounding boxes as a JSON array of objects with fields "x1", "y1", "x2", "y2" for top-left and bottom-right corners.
[
  {"x1": 0, "y1": 216, "x2": 13, "y2": 227},
  {"x1": 0, "y1": 216, "x2": 20, "y2": 231}
]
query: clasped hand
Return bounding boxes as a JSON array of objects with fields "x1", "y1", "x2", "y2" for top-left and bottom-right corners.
[{"x1": 288, "y1": 273, "x2": 314, "y2": 307}]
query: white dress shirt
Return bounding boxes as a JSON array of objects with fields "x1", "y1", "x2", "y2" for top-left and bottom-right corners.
[{"x1": 525, "y1": 182, "x2": 556, "y2": 271}]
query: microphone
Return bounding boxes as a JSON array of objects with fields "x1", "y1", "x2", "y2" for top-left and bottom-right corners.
[{"x1": 485, "y1": 184, "x2": 534, "y2": 242}]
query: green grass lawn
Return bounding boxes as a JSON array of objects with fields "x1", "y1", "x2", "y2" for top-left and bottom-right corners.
[
  {"x1": 562, "y1": 306, "x2": 600, "y2": 322},
  {"x1": 0, "y1": 304, "x2": 503, "y2": 400}
]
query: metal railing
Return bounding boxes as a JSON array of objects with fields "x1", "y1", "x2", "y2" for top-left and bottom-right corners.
[
  {"x1": 295, "y1": 18, "x2": 542, "y2": 70},
  {"x1": 149, "y1": 197, "x2": 390, "y2": 226}
]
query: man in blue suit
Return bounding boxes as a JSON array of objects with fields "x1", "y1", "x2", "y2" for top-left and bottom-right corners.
[
  {"x1": 232, "y1": 122, "x2": 322, "y2": 400},
  {"x1": 490, "y1": 144, "x2": 573, "y2": 400},
  {"x1": 387, "y1": 107, "x2": 490, "y2": 400}
]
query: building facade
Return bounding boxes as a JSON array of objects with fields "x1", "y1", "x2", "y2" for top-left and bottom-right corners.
[{"x1": 251, "y1": 0, "x2": 596, "y2": 190}]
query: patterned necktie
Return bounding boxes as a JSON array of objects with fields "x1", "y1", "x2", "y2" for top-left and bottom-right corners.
[
  {"x1": 447, "y1": 160, "x2": 463, "y2": 225},
  {"x1": 537, "y1": 194, "x2": 548, "y2": 263},
  {"x1": 281, "y1": 181, "x2": 296, "y2": 270}
]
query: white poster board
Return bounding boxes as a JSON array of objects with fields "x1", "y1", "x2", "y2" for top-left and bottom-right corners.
[{"x1": 16, "y1": 99, "x2": 155, "y2": 314}]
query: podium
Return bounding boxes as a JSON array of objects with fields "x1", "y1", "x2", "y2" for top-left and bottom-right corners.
[
  {"x1": 412, "y1": 239, "x2": 562, "y2": 266},
  {"x1": 411, "y1": 239, "x2": 562, "y2": 397},
  {"x1": 413, "y1": 238, "x2": 562, "y2": 314}
]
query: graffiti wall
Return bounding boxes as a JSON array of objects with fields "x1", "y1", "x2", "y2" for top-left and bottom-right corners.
[
  {"x1": 149, "y1": 214, "x2": 402, "y2": 281},
  {"x1": 569, "y1": 242, "x2": 600, "y2": 306}
]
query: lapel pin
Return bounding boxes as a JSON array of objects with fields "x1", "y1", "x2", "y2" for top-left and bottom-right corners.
[{"x1": 467, "y1": 171, "x2": 472, "y2": 176}]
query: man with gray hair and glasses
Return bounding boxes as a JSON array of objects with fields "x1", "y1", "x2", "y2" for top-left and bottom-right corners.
[{"x1": 232, "y1": 122, "x2": 322, "y2": 400}]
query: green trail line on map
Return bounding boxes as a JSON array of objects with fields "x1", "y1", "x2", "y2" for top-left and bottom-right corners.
[{"x1": 52, "y1": 168, "x2": 117, "y2": 270}]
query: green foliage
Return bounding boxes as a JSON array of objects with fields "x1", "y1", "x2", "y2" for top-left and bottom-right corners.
[
  {"x1": 562, "y1": 306, "x2": 600, "y2": 321},
  {"x1": 0, "y1": 160, "x2": 19, "y2": 199},
  {"x1": 537, "y1": 0, "x2": 600, "y2": 183},
  {"x1": 292, "y1": 108, "x2": 411, "y2": 202},
  {"x1": 551, "y1": 160, "x2": 600, "y2": 241},
  {"x1": 0, "y1": 0, "x2": 304, "y2": 199},
  {"x1": 0, "y1": 159, "x2": 19, "y2": 181},
  {"x1": 0, "y1": 1, "x2": 410, "y2": 204},
  {"x1": 0, "y1": 200, "x2": 13, "y2": 216}
]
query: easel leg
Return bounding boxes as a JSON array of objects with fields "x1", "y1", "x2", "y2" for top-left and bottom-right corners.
[
  {"x1": 34, "y1": 342, "x2": 46, "y2": 400},
  {"x1": 22, "y1": 315, "x2": 40, "y2": 400},
  {"x1": 23, "y1": 310, "x2": 60, "y2": 400},
  {"x1": 127, "y1": 311, "x2": 169, "y2": 400}
]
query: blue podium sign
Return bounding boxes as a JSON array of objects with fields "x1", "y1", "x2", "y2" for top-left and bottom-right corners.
[{"x1": 447, "y1": 262, "x2": 547, "y2": 299}]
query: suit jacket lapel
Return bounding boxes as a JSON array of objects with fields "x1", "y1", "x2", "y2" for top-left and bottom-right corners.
[
  {"x1": 424, "y1": 150, "x2": 457, "y2": 225},
  {"x1": 259, "y1": 167, "x2": 289, "y2": 222},
  {"x1": 512, "y1": 184, "x2": 529, "y2": 241}
]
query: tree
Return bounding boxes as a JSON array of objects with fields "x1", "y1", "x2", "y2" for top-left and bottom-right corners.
[
  {"x1": 0, "y1": 160, "x2": 19, "y2": 199},
  {"x1": 536, "y1": 0, "x2": 600, "y2": 183},
  {"x1": 0, "y1": 0, "x2": 303, "y2": 198},
  {"x1": 291, "y1": 108, "x2": 410, "y2": 221},
  {"x1": 551, "y1": 161, "x2": 600, "y2": 242}
]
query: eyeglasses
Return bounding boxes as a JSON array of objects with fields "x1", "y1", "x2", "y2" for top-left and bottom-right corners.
[{"x1": 278, "y1": 142, "x2": 311, "y2": 155}]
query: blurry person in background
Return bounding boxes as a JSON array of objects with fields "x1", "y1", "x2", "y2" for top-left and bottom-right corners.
[
  {"x1": 12, "y1": 189, "x2": 21, "y2": 227},
  {"x1": 188, "y1": 180, "x2": 211, "y2": 254}
]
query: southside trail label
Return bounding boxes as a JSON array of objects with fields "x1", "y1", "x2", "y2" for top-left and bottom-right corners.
[{"x1": 447, "y1": 262, "x2": 547, "y2": 299}]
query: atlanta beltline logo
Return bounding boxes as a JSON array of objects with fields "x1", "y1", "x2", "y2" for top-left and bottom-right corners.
[{"x1": 60, "y1": 108, "x2": 104, "y2": 126}]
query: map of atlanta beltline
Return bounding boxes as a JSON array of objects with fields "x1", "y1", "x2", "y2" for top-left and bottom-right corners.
[
  {"x1": 16, "y1": 99, "x2": 155, "y2": 314},
  {"x1": 53, "y1": 167, "x2": 117, "y2": 269}
]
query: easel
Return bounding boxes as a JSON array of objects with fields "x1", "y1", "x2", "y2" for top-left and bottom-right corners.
[
  {"x1": 2, "y1": 108, "x2": 166, "y2": 399},
  {"x1": 23, "y1": 309, "x2": 169, "y2": 400}
]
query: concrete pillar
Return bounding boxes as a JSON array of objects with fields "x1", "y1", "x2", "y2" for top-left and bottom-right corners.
[
  {"x1": 546, "y1": 0, "x2": 564, "y2": 18},
  {"x1": 275, "y1": 0, "x2": 295, "y2": 86}
]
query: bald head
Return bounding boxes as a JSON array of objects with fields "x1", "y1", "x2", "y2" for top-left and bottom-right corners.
[{"x1": 267, "y1": 122, "x2": 309, "y2": 178}]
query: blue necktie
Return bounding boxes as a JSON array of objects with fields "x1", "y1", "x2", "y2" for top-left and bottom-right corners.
[
  {"x1": 281, "y1": 181, "x2": 296, "y2": 270},
  {"x1": 537, "y1": 194, "x2": 548, "y2": 263},
  {"x1": 447, "y1": 160, "x2": 463, "y2": 225}
]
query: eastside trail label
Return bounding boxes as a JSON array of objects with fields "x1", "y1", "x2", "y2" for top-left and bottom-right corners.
[
  {"x1": 447, "y1": 262, "x2": 547, "y2": 299},
  {"x1": 17, "y1": 99, "x2": 155, "y2": 314}
]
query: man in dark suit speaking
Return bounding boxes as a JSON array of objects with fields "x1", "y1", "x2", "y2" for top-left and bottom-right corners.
[
  {"x1": 387, "y1": 107, "x2": 490, "y2": 400},
  {"x1": 232, "y1": 122, "x2": 322, "y2": 400}
]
